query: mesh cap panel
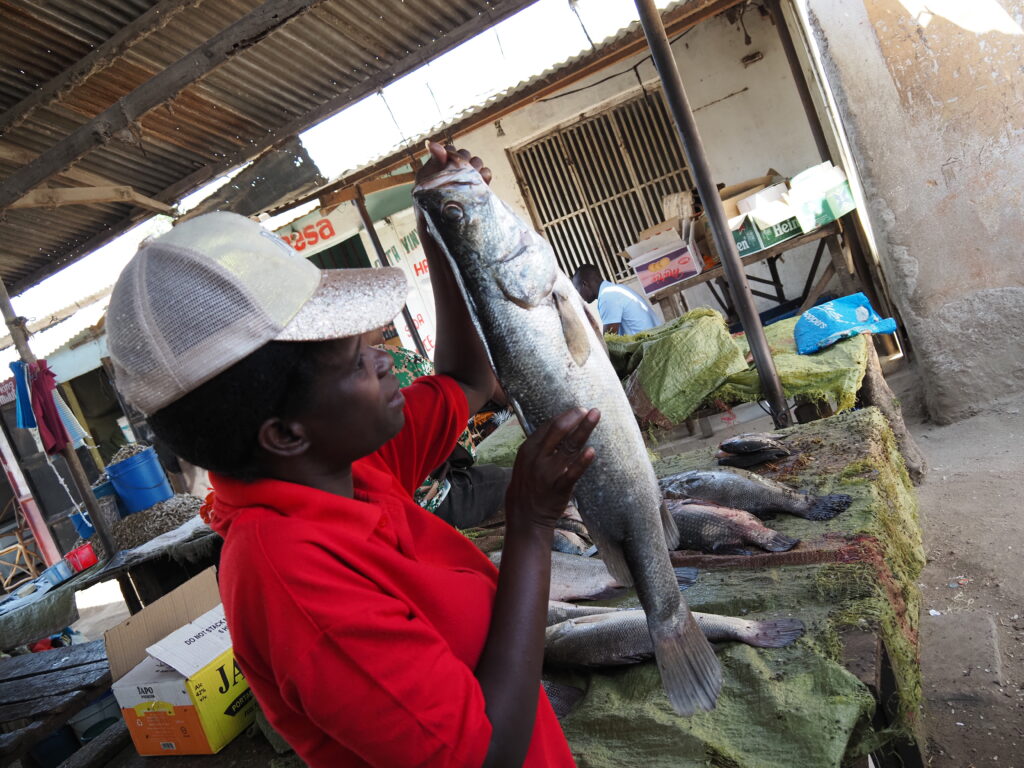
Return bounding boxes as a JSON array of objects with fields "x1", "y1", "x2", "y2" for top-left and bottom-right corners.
[{"x1": 106, "y1": 211, "x2": 411, "y2": 415}]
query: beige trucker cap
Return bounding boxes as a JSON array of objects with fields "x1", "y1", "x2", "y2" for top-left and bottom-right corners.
[{"x1": 107, "y1": 211, "x2": 409, "y2": 416}]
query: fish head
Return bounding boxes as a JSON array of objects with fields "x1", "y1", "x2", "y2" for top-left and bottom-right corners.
[
  {"x1": 414, "y1": 165, "x2": 557, "y2": 308},
  {"x1": 670, "y1": 470, "x2": 712, "y2": 498}
]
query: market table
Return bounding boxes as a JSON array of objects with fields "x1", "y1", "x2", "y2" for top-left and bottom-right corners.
[
  {"x1": 649, "y1": 215, "x2": 862, "y2": 323},
  {"x1": 0, "y1": 639, "x2": 111, "y2": 765},
  {"x1": 474, "y1": 407, "x2": 925, "y2": 767}
]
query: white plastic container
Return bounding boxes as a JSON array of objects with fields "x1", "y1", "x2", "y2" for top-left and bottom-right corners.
[{"x1": 68, "y1": 690, "x2": 120, "y2": 742}]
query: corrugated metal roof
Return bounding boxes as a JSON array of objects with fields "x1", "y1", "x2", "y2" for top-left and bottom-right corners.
[{"x1": 0, "y1": 0, "x2": 541, "y2": 289}]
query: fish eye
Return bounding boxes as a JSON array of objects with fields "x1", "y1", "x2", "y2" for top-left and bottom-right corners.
[{"x1": 442, "y1": 202, "x2": 464, "y2": 221}]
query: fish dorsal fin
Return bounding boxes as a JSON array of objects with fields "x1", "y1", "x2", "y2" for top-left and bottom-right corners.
[{"x1": 553, "y1": 288, "x2": 591, "y2": 368}]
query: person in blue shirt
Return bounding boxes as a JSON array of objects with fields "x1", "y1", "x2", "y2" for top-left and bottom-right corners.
[{"x1": 572, "y1": 264, "x2": 661, "y2": 336}]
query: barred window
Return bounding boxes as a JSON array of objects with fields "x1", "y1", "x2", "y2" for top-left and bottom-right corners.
[{"x1": 510, "y1": 91, "x2": 693, "y2": 281}]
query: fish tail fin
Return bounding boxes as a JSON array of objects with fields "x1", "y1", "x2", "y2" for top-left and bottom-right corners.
[
  {"x1": 807, "y1": 493, "x2": 853, "y2": 520},
  {"x1": 588, "y1": 527, "x2": 634, "y2": 587},
  {"x1": 760, "y1": 530, "x2": 800, "y2": 552},
  {"x1": 739, "y1": 617, "x2": 805, "y2": 648},
  {"x1": 674, "y1": 567, "x2": 699, "y2": 590},
  {"x1": 650, "y1": 610, "x2": 722, "y2": 716},
  {"x1": 660, "y1": 501, "x2": 680, "y2": 550}
]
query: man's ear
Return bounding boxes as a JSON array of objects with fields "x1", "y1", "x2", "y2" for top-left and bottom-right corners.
[{"x1": 258, "y1": 417, "x2": 310, "y2": 459}]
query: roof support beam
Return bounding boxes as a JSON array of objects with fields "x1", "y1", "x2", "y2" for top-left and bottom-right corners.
[
  {"x1": 0, "y1": 0, "x2": 330, "y2": 213},
  {"x1": 0, "y1": 140, "x2": 124, "y2": 189},
  {"x1": 153, "y1": 0, "x2": 544, "y2": 208},
  {"x1": 10, "y1": 185, "x2": 173, "y2": 214},
  {"x1": 276, "y1": 0, "x2": 743, "y2": 214},
  {"x1": 0, "y1": 0, "x2": 201, "y2": 136}
]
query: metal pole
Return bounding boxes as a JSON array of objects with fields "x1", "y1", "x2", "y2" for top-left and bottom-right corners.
[
  {"x1": 767, "y1": 0, "x2": 831, "y2": 163},
  {"x1": 0, "y1": 281, "x2": 116, "y2": 557},
  {"x1": 633, "y1": 0, "x2": 791, "y2": 427},
  {"x1": 354, "y1": 190, "x2": 429, "y2": 358}
]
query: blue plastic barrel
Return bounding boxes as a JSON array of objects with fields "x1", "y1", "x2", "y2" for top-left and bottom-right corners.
[
  {"x1": 92, "y1": 478, "x2": 129, "y2": 518},
  {"x1": 107, "y1": 446, "x2": 173, "y2": 515}
]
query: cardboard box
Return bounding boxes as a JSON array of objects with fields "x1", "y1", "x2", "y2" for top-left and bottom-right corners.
[
  {"x1": 737, "y1": 182, "x2": 788, "y2": 215},
  {"x1": 728, "y1": 214, "x2": 764, "y2": 256},
  {"x1": 106, "y1": 568, "x2": 256, "y2": 756},
  {"x1": 748, "y1": 200, "x2": 804, "y2": 248},
  {"x1": 787, "y1": 163, "x2": 856, "y2": 231},
  {"x1": 627, "y1": 227, "x2": 703, "y2": 296},
  {"x1": 716, "y1": 171, "x2": 779, "y2": 218}
]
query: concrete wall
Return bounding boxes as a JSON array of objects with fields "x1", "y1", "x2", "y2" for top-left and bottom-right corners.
[{"x1": 802, "y1": 0, "x2": 1024, "y2": 422}]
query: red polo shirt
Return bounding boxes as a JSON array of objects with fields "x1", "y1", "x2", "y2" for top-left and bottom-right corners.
[{"x1": 208, "y1": 375, "x2": 574, "y2": 768}]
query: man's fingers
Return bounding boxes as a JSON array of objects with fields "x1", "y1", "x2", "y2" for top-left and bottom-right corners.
[
  {"x1": 552, "y1": 447, "x2": 596, "y2": 494},
  {"x1": 479, "y1": 166, "x2": 493, "y2": 185},
  {"x1": 425, "y1": 140, "x2": 448, "y2": 166}
]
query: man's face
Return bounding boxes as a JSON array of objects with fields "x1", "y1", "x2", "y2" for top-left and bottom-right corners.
[
  {"x1": 297, "y1": 335, "x2": 405, "y2": 464},
  {"x1": 573, "y1": 275, "x2": 598, "y2": 303}
]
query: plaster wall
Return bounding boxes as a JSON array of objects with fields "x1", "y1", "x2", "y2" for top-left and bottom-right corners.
[{"x1": 803, "y1": 0, "x2": 1024, "y2": 422}]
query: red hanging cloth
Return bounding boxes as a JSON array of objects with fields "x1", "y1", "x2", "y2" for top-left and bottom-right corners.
[{"x1": 28, "y1": 360, "x2": 70, "y2": 456}]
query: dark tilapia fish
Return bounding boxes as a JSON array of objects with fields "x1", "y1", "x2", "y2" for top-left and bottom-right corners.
[
  {"x1": 552, "y1": 529, "x2": 590, "y2": 556},
  {"x1": 716, "y1": 447, "x2": 790, "y2": 469},
  {"x1": 542, "y1": 679, "x2": 585, "y2": 720},
  {"x1": 661, "y1": 468, "x2": 852, "y2": 521},
  {"x1": 417, "y1": 159, "x2": 720, "y2": 714},
  {"x1": 668, "y1": 499, "x2": 799, "y2": 555},
  {"x1": 719, "y1": 433, "x2": 788, "y2": 454},
  {"x1": 491, "y1": 551, "x2": 697, "y2": 603},
  {"x1": 545, "y1": 606, "x2": 805, "y2": 667}
]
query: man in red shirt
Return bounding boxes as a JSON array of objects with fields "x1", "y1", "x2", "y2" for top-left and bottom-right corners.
[{"x1": 106, "y1": 144, "x2": 596, "y2": 767}]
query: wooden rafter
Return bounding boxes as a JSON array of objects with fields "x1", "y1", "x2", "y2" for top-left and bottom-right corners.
[
  {"x1": 10, "y1": 185, "x2": 173, "y2": 213},
  {"x1": 0, "y1": 0, "x2": 331, "y2": 213},
  {"x1": 0, "y1": 0, "x2": 201, "y2": 135}
]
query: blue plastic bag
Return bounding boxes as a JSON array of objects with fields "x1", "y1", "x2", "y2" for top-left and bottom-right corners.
[{"x1": 794, "y1": 292, "x2": 896, "y2": 355}]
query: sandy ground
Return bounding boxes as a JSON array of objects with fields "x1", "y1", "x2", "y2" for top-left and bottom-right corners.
[{"x1": 899, "y1": 380, "x2": 1024, "y2": 767}]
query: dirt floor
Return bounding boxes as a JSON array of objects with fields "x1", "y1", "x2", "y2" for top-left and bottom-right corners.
[{"x1": 894, "y1": 372, "x2": 1024, "y2": 767}]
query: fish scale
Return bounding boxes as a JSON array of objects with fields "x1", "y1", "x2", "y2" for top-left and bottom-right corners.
[{"x1": 415, "y1": 163, "x2": 721, "y2": 715}]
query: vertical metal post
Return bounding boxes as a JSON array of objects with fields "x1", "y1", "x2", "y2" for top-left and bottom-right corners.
[
  {"x1": 633, "y1": 0, "x2": 791, "y2": 427},
  {"x1": 354, "y1": 189, "x2": 429, "y2": 358},
  {"x1": 0, "y1": 280, "x2": 116, "y2": 557},
  {"x1": 767, "y1": 0, "x2": 831, "y2": 162}
]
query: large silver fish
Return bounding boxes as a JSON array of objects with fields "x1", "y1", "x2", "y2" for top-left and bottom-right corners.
[
  {"x1": 668, "y1": 499, "x2": 799, "y2": 555},
  {"x1": 545, "y1": 605, "x2": 805, "y2": 667},
  {"x1": 416, "y1": 162, "x2": 721, "y2": 715},
  {"x1": 491, "y1": 550, "x2": 697, "y2": 603},
  {"x1": 661, "y1": 468, "x2": 852, "y2": 521}
]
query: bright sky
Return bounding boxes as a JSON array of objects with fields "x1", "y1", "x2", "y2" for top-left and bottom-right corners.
[{"x1": 6, "y1": 0, "x2": 676, "y2": 366}]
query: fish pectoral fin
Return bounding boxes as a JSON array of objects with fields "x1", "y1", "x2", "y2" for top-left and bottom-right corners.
[
  {"x1": 552, "y1": 289, "x2": 592, "y2": 368},
  {"x1": 660, "y1": 502, "x2": 680, "y2": 550},
  {"x1": 581, "y1": 300, "x2": 609, "y2": 356},
  {"x1": 588, "y1": 529, "x2": 633, "y2": 588}
]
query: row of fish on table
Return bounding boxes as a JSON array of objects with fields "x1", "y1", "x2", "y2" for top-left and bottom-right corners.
[{"x1": 414, "y1": 152, "x2": 853, "y2": 718}]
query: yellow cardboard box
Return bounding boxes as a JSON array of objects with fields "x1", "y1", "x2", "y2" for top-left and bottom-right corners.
[{"x1": 106, "y1": 568, "x2": 256, "y2": 756}]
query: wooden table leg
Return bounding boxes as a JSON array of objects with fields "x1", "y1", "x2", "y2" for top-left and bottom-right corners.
[
  {"x1": 826, "y1": 234, "x2": 858, "y2": 294},
  {"x1": 859, "y1": 336, "x2": 927, "y2": 485}
]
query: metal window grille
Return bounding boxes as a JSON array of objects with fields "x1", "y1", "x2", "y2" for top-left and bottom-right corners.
[{"x1": 510, "y1": 91, "x2": 693, "y2": 282}]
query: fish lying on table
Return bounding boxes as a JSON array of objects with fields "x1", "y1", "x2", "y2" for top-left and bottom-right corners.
[
  {"x1": 661, "y1": 468, "x2": 852, "y2": 521},
  {"x1": 716, "y1": 432, "x2": 791, "y2": 469},
  {"x1": 668, "y1": 499, "x2": 799, "y2": 555},
  {"x1": 491, "y1": 550, "x2": 697, "y2": 603},
  {"x1": 541, "y1": 679, "x2": 585, "y2": 720},
  {"x1": 416, "y1": 150, "x2": 720, "y2": 714},
  {"x1": 552, "y1": 529, "x2": 590, "y2": 556},
  {"x1": 544, "y1": 605, "x2": 805, "y2": 667}
]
